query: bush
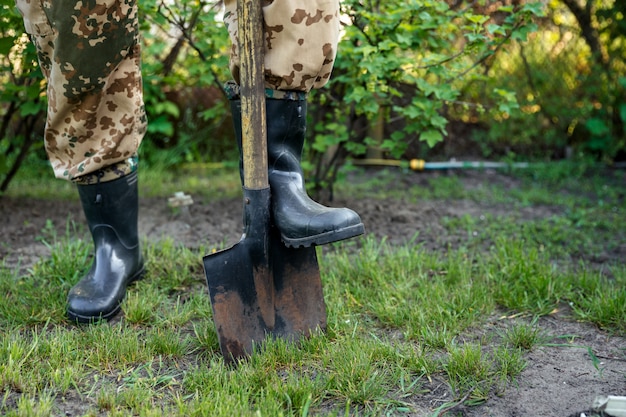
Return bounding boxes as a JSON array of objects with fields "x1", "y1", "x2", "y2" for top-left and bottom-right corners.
[{"x1": 306, "y1": 0, "x2": 543, "y2": 196}]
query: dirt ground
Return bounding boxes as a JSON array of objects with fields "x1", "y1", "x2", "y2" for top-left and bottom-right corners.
[{"x1": 1, "y1": 169, "x2": 625, "y2": 417}]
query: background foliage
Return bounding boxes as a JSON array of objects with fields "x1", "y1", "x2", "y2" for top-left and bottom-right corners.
[{"x1": 0, "y1": 0, "x2": 624, "y2": 194}]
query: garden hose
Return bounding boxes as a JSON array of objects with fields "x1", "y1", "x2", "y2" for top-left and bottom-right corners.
[{"x1": 352, "y1": 158, "x2": 530, "y2": 171}]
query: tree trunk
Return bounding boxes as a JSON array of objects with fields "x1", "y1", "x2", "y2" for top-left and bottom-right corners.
[{"x1": 560, "y1": 0, "x2": 608, "y2": 70}]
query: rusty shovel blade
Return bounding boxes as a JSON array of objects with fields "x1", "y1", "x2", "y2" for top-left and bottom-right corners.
[
  {"x1": 203, "y1": 190, "x2": 326, "y2": 362},
  {"x1": 203, "y1": 188, "x2": 326, "y2": 363},
  {"x1": 203, "y1": 187, "x2": 273, "y2": 361},
  {"x1": 269, "y1": 228, "x2": 326, "y2": 341}
]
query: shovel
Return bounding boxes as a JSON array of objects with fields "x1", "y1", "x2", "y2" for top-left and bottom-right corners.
[{"x1": 203, "y1": 0, "x2": 326, "y2": 363}]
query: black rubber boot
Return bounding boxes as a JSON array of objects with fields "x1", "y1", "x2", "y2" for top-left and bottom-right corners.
[
  {"x1": 231, "y1": 98, "x2": 365, "y2": 248},
  {"x1": 67, "y1": 171, "x2": 145, "y2": 323}
]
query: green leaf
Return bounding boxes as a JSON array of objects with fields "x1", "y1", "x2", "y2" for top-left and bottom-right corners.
[
  {"x1": 26, "y1": 83, "x2": 42, "y2": 100},
  {"x1": 420, "y1": 130, "x2": 444, "y2": 147},
  {"x1": 487, "y1": 24, "x2": 506, "y2": 36},
  {"x1": 521, "y1": 2, "x2": 547, "y2": 17},
  {"x1": 394, "y1": 32, "x2": 412, "y2": 46},
  {"x1": 346, "y1": 85, "x2": 367, "y2": 104},
  {"x1": 154, "y1": 101, "x2": 180, "y2": 118},
  {"x1": 465, "y1": 33, "x2": 487, "y2": 43},
  {"x1": 467, "y1": 14, "x2": 489, "y2": 25},
  {"x1": 0, "y1": 36, "x2": 16, "y2": 56},
  {"x1": 511, "y1": 23, "x2": 537, "y2": 42},
  {"x1": 146, "y1": 115, "x2": 174, "y2": 136},
  {"x1": 345, "y1": 141, "x2": 367, "y2": 155},
  {"x1": 585, "y1": 118, "x2": 609, "y2": 137},
  {"x1": 390, "y1": 130, "x2": 406, "y2": 141},
  {"x1": 20, "y1": 101, "x2": 42, "y2": 116},
  {"x1": 429, "y1": 114, "x2": 448, "y2": 130}
]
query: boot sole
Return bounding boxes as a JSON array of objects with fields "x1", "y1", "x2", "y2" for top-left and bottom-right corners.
[
  {"x1": 281, "y1": 223, "x2": 365, "y2": 248},
  {"x1": 67, "y1": 265, "x2": 146, "y2": 324}
]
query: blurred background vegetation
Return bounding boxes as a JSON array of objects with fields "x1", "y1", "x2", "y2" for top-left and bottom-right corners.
[{"x1": 0, "y1": 0, "x2": 624, "y2": 195}]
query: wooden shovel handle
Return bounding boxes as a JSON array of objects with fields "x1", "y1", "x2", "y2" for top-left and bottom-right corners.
[{"x1": 238, "y1": 0, "x2": 268, "y2": 190}]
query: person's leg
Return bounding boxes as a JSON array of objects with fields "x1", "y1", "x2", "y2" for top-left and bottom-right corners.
[
  {"x1": 229, "y1": 96, "x2": 364, "y2": 247},
  {"x1": 224, "y1": 0, "x2": 341, "y2": 92},
  {"x1": 15, "y1": 0, "x2": 146, "y2": 180},
  {"x1": 69, "y1": 169, "x2": 144, "y2": 322},
  {"x1": 223, "y1": 0, "x2": 364, "y2": 246},
  {"x1": 16, "y1": 0, "x2": 146, "y2": 321}
]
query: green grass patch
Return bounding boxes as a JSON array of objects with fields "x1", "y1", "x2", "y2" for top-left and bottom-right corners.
[{"x1": 1, "y1": 231, "x2": 623, "y2": 415}]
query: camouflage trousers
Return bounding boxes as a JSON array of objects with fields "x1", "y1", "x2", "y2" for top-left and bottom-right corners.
[
  {"x1": 223, "y1": 0, "x2": 340, "y2": 92},
  {"x1": 17, "y1": 0, "x2": 340, "y2": 183},
  {"x1": 16, "y1": 0, "x2": 146, "y2": 183}
]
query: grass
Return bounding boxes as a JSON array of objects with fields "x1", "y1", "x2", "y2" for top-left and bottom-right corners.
[{"x1": 1, "y1": 161, "x2": 625, "y2": 416}]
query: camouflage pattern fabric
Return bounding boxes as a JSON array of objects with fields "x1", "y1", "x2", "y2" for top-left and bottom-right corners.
[
  {"x1": 17, "y1": 0, "x2": 339, "y2": 182},
  {"x1": 73, "y1": 155, "x2": 139, "y2": 185},
  {"x1": 15, "y1": 0, "x2": 146, "y2": 183},
  {"x1": 223, "y1": 80, "x2": 308, "y2": 101},
  {"x1": 223, "y1": 0, "x2": 341, "y2": 92}
]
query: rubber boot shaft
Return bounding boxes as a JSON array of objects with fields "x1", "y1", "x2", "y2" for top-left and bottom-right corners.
[
  {"x1": 231, "y1": 98, "x2": 364, "y2": 247},
  {"x1": 67, "y1": 171, "x2": 144, "y2": 322}
]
